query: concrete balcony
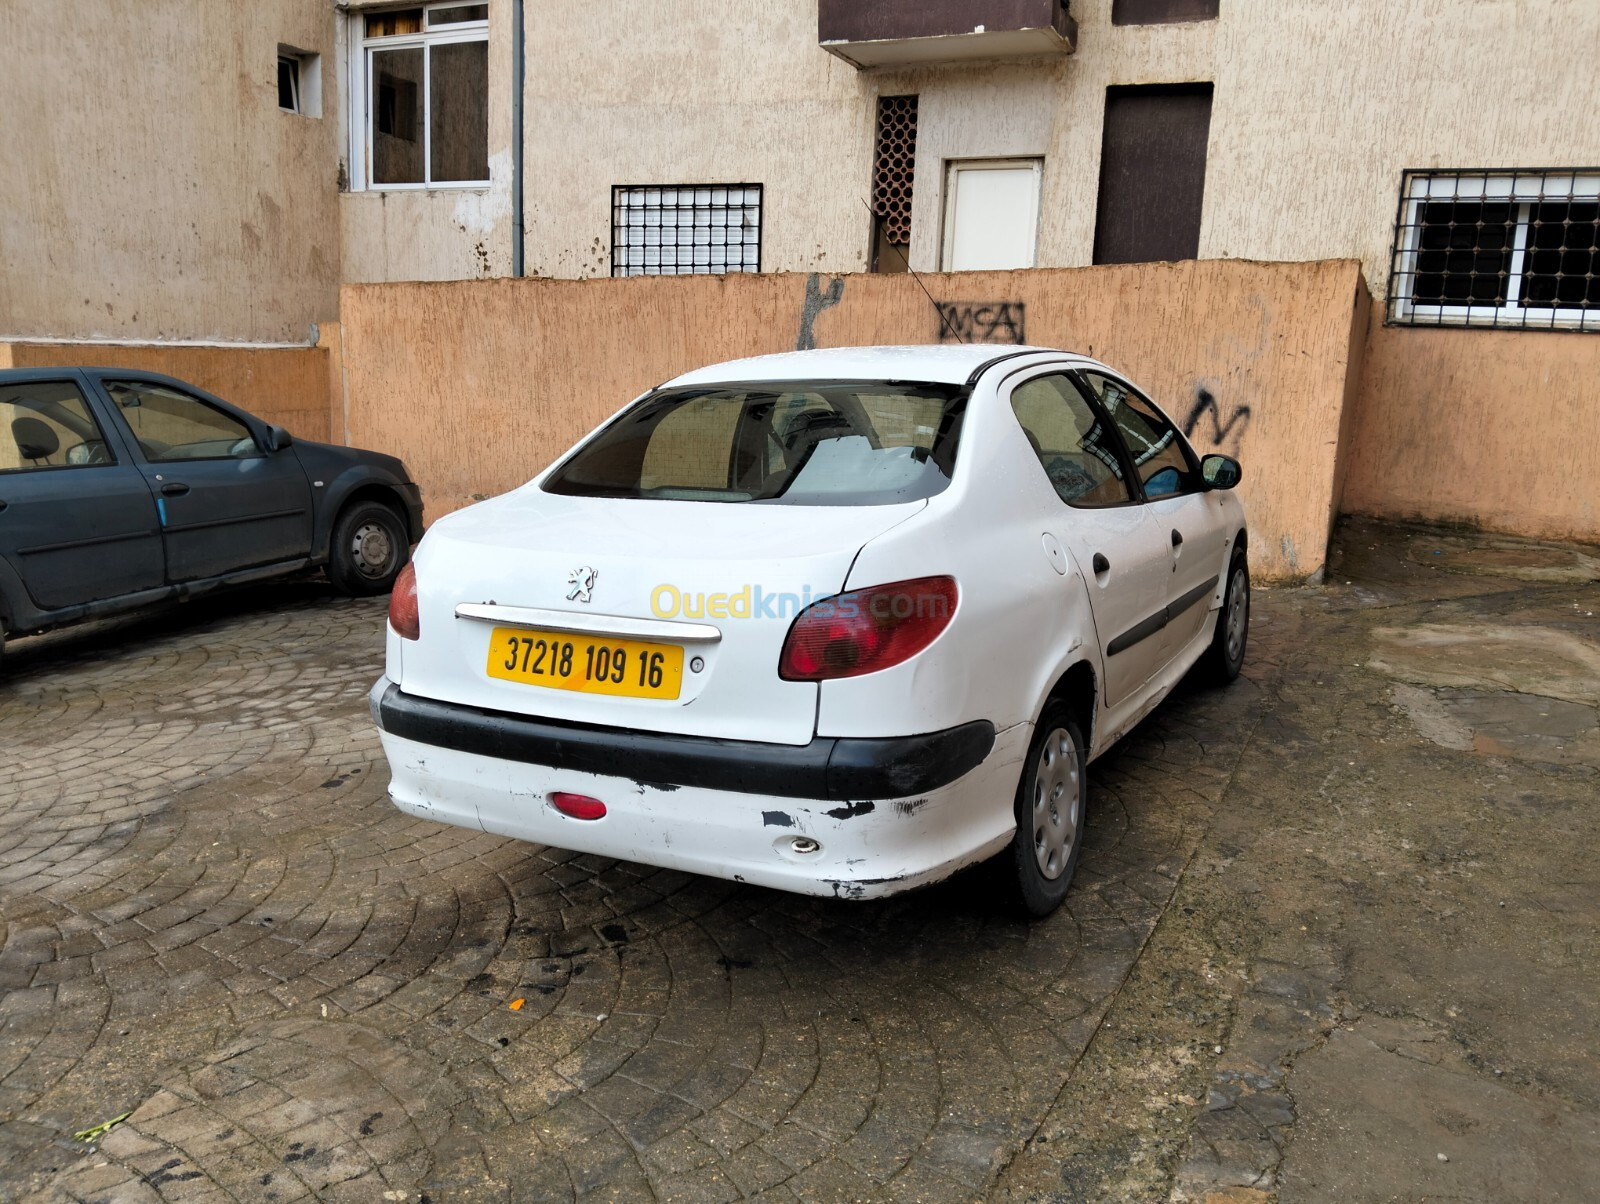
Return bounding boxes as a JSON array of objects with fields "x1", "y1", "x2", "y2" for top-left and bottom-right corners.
[{"x1": 818, "y1": 0, "x2": 1077, "y2": 70}]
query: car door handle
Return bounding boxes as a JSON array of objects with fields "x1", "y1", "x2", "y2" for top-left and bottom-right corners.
[
  {"x1": 1170, "y1": 529, "x2": 1184, "y2": 548},
  {"x1": 0, "y1": 499, "x2": 7, "y2": 512},
  {"x1": 160, "y1": 482, "x2": 190, "y2": 497},
  {"x1": 1092, "y1": 553, "x2": 1110, "y2": 575}
]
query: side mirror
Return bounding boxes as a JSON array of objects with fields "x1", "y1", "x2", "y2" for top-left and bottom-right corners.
[
  {"x1": 1201, "y1": 453, "x2": 1242, "y2": 490},
  {"x1": 266, "y1": 425, "x2": 293, "y2": 452}
]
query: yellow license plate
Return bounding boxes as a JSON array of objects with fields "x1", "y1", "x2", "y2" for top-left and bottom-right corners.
[{"x1": 485, "y1": 627, "x2": 684, "y2": 700}]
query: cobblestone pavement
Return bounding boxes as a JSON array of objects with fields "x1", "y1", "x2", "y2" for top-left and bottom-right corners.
[{"x1": 1, "y1": 521, "x2": 1596, "y2": 1203}]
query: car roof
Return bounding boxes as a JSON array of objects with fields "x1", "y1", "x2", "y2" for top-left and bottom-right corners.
[{"x1": 663, "y1": 345, "x2": 1097, "y2": 388}]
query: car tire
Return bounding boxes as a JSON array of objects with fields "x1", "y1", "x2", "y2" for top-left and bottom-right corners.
[
  {"x1": 1201, "y1": 546, "x2": 1249, "y2": 685},
  {"x1": 327, "y1": 499, "x2": 409, "y2": 596},
  {"x1": 1008, "y1": 705, "x2": 1088, "y2": 918}
]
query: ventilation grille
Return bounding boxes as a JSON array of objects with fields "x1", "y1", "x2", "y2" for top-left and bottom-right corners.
[{"x1": 873, "y1": 96, "x2": 918, "y2": 246}]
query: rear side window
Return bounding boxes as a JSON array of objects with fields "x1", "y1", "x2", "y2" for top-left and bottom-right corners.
[
  {"x1": 1079, "y1": 371, "x2": 1200, "y2": 499},
  {"x1": 544, "y1": 381, "x2": 965, "y2": 506},
  {"x1": 1010, "y1": 373, "x2": 1132, "y2": 506},
  {"x1": 0, "y1": 380, "x2": 115, "y2": 472}
]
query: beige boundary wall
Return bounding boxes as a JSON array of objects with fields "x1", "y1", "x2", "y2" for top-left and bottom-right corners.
[
  {"x1": 1343, "y1": 321, "x2": 1600, "y2": 544},
  {"x1": 340, "y1": 259, "x2": 1370, "y2": 582},
  {"x1": 13, "y1": 260, "x2": 1591, "y2": 579},
  {"x1": 0, "y1": 343, "x2": 335, "y2": 445}
]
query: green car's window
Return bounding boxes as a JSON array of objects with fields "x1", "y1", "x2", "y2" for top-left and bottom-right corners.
[
  {"x1": 1, "y1": 380, "x2": 115, "y2": 472},
  {"x1": 104, "y1": 381, "x2": 261, "y2": 462}
]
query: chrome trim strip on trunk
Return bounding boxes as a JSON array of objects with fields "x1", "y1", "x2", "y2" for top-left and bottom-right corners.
[{"x1": 454, "y1": 603, "x2": 723, "y2": 644}]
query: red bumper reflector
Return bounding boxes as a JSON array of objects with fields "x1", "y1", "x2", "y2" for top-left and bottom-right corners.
[{"x1": 550, "y1": 792, "x2": 607, "y2": 820}]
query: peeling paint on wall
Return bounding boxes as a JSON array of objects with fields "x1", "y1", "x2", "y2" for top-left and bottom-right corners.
[{"x1": 453, "y1": 150, "x2": 514, "y2": 238}]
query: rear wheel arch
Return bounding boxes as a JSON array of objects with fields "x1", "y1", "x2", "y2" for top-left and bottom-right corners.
[
  {"x1": 0, "y1": 576, "x2": 16, "y2": 675},
  {"x1": 0, "y1": 559, "x2": 34, "y2": 640},
  {"x1": 1042, "y1": 659, "x2": 1098, "y2": 757}
]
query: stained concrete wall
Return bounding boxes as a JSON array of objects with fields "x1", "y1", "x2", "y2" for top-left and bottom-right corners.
[
  {"x1": 0, "y1": 0, "x2": 340, "y2": 343},
  {"x1": 1343, "y1": 323, "x2": 1600, "y2": 544},
  {"x1": 339, "y1": 259, "x2": 1368, "y2": 581},
  {"x1": 501, "y1": 0, "x2": 1600, "y2": 297},
  {"x1": 337, "y1": 0, "x2": 517, "y2": 284},
  {"x1": 1, "y1": 344, "x2": 334, "y2": 445}
]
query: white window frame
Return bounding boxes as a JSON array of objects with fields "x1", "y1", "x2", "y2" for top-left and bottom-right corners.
[
  {"x1": 278, "y1": 46, "x2": 322, "y2": 118},
  {"x1": 346, "y1": 4, "x2": 490, "y2": 192},
  {"x1": 1390, "y1": 170, "x2": 1600, "y2": 331},
  {"x1": 278, "y1": 54, "x2": 301, "y2": 113}
]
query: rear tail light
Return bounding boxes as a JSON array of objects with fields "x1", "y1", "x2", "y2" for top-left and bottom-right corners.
[
  {"x1": 551, "y1": 792, "x2": 607, "y2": 820},
  {"x1": 778, "y1": 576, "x2": 958, "y2": 682},
  {"x1": 389, "y1": 562, "x2": 420, "y2": 641}
]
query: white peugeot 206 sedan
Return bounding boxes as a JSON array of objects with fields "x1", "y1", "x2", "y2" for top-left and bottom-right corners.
[{"x1": 372, "y1": 346, "x2": 1248, "y2": 915}]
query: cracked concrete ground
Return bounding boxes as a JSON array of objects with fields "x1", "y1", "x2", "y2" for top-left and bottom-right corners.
[{"x1": 0, "y1": 517, "x2": 1596, "y2": 1202}]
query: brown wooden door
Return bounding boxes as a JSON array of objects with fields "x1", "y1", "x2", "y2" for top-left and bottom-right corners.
[
  {"x1": 1112, "y1": 0, "x2": 1220, "y2": 25},
  {"x1": 1092, "y1": 84, "x2": 1214, "y2": 265}
]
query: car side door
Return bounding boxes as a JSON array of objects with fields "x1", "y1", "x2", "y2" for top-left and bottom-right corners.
[
  {"x1": 1006, "y1": 369, "x2": 1173, "y2": 708},
  {"x1": 1078, "y1": 370, "x2": 1228, "y2": 663},
  {"x1": 0, "y1": 373, "x2": 165, "y2": 613},
  {"x1": 92, "y1": 376, "x2": 314, "y2": 584}
]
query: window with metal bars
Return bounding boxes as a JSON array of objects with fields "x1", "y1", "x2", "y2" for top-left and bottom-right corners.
[
  {"x1": 1388, "y1": 170, "x2": 1600, "y2": 331},
  {"x1": 611, "y1": 185, "x2": 763, "y2": 276}
]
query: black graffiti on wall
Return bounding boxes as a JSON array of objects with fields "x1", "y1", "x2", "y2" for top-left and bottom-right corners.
[
  {"x1": 935, "y1": 302, "x2": 1025, "y2": 345},
  {"x1": 1181, "y1": 386, "x2": 1251, "y2": 453},
  {"x1": 796, "y1": 273, "x2": 846, "y2": 351}
]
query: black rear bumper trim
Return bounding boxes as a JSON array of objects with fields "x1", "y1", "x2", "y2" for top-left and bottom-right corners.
[{"x1": 374, "y1": 683, "x2": 995, "y2": 802}]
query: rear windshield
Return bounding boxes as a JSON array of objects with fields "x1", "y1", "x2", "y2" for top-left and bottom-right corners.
[{"x1": 543, "y1": 381, "x2": 965, "y2": 506}]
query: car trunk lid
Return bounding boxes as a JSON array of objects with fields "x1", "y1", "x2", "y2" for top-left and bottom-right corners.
[{"x1": 400, "y1": 487, "x2": 925, "y2": 746}]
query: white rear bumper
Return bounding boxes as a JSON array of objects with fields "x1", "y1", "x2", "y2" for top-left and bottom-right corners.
[{"x1": 373, "y1": 681, "x2": 1028, "y2": 899}]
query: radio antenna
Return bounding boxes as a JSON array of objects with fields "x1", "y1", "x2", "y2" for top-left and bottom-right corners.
[{"x1": 860, "y1": 195, "x2": 965, "y2": 344}]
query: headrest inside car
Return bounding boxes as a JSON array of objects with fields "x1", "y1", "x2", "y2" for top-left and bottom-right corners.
[{"x1": 12, "y1": 416, "x2": 60, "y2": 461}]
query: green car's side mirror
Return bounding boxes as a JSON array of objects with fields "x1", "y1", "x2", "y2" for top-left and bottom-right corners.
[{"x1": 1201, "y1": 453, "x2": 1242, "y2": 490}]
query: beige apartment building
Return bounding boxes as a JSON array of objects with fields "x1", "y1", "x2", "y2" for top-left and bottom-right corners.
[
  {"x1": 5, "y1": 0, "x2": 1597, "y2": 332},
  {"x1": 1, "y1": 0, "x2": 1597, "y2": 564}
]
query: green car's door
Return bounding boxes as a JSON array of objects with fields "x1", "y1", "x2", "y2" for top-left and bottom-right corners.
[
  {"x1": 96, "y1": 377, "x2": 314, "y2": 584},
  {"x1": 0, "y1": 374, "x2": 165, "y2": 611}
]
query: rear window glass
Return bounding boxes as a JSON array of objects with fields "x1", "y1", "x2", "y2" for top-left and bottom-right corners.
[{"x1": 543, "y1": 381, "x2": 965, "y2": 506}]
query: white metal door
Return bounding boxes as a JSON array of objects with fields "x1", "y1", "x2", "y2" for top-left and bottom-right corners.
[{"x1": 942, "y1": 159, "x2": 1042, "y2": 271}]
